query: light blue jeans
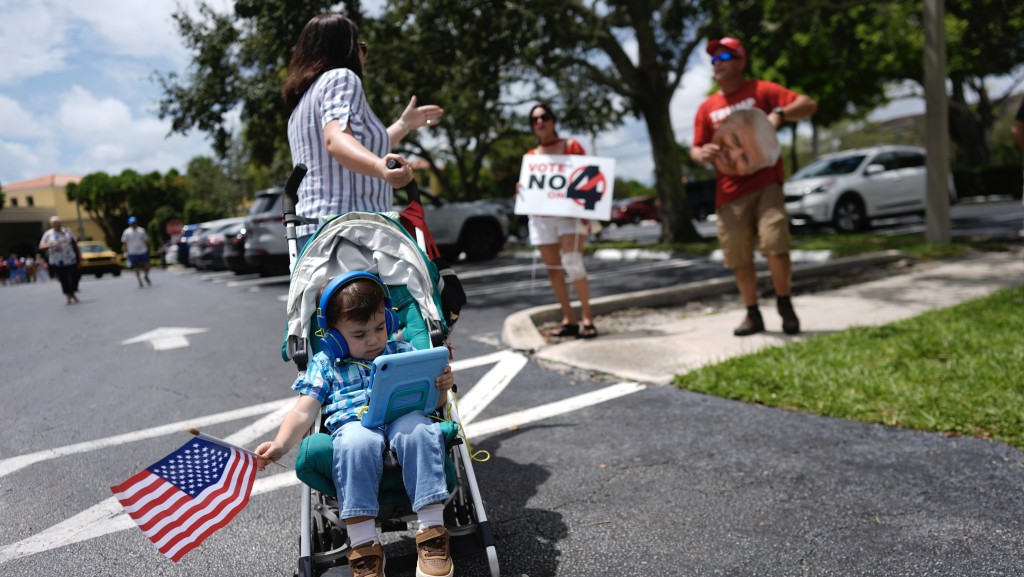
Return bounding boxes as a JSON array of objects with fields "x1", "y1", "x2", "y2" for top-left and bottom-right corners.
[{"x1": 331, "y1": 411, "x2": 449, "y2": 519}]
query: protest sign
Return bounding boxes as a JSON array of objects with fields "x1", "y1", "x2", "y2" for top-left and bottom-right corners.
[{"x1": 516, "y1": 154, "x2": 615, "y2": 221}]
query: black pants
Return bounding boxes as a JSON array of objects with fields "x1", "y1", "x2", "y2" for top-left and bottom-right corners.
[{"x1": 52, "y1": 264, "x2": 80, "y2": 296}]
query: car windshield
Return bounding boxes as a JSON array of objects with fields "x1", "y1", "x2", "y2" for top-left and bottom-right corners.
[
  {"x1": 249, "y1": 192, "x2": 280, "y2": 215},
  {"x1": 81, "y1": 244, "x2": 107, "y2": 253},
  {"x1": 791, "y1": 154, "x2": 867, "y2": 179}
]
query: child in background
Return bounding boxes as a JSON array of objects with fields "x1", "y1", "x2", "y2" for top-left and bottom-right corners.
[{"x1": 256, "y1": 272, "x2": 455, "y2": 577}]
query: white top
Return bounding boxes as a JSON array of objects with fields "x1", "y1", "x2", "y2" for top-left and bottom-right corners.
[
  {"x1": 121, "y1": 226, "x2": 148, "y2": 255},
  {"x1": 287, "y1": 68, "x2": 392, "y2": 237}
]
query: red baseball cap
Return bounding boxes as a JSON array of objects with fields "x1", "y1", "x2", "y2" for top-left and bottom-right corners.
[{"x1": 706, "y1": 37, "x2": 746, "y2": 59}]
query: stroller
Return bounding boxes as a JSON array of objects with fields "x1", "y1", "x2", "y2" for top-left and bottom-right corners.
[{"x1": 278, "y1": 165, "x2": 499, "y2": 577}]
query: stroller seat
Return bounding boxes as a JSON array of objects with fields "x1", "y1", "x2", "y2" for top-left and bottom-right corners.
[{"x1": 280, "y1": 207, "x2": 497, "y2": 576}]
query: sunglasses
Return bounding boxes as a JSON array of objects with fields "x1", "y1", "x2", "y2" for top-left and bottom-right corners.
[
  {"x1": 358, "y1": 42, "x2": 368, "y2": 57},
  {"x1": 711, "y1": 51, "x2": 738, "y2": 65},
  {"x1": 531, "y1": 112, "x2": 553, "y2": 124}
]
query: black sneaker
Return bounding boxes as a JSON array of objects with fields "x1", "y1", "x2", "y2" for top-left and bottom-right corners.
[
  {"x1": 778, "y1": 298, "x2": 800, "y2": 335},
  {"x1": 733, "y1": 309, "x2": 765, "y2": 336}
]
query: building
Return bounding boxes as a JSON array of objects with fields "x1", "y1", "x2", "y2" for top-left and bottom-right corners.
[{"x1": 0, "y1": 174, "x2": 103, "y2": 257}]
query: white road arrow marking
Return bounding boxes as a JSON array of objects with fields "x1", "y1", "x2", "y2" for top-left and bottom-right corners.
[{"x1": 121, "y1": 327, "x2": 209, "y2": 350}]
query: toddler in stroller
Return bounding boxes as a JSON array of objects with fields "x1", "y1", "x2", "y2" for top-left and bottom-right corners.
[{"x1": 257, "y1": 270, "x2": 456, "y2": 577}]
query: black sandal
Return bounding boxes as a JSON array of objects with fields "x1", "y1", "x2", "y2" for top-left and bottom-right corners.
[
  {"x1": 578, "y1": 324, "x2": 598, "y2": 339},
  {"x1": 549, "y1": 324, "x2": 579, "y2": 338}
]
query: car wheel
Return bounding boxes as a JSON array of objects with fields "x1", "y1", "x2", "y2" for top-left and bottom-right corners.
[
  {"x1": 460, "y1": 221, "x2": 505, "y2": 261},
  {"x1": 95, "y1": 273, "x2": 103, "y2": 278},
  {"x1": 832, "y1": 194, "x2": 867, "y2": 233},
  {"x1": 113, "y1": 269, "x2": 121, "y2": 277}
]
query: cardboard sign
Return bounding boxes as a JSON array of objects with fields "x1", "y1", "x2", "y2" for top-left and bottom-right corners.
[{"x1": 516, "y1": 154, "x2": 615, "y2": 220}]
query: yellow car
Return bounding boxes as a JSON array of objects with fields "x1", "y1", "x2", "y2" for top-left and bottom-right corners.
[{"x1": 78, "y1": 241, "x2": 122, "y2": 278}]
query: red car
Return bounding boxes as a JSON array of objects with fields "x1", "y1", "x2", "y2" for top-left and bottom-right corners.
[{"x1": 609, "y1": 195, "x2": 660, "y2": 225}]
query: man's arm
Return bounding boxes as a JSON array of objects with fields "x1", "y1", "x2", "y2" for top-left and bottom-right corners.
[{"x1": 769, "y1": 94, "x2": 817, "y2": 129}]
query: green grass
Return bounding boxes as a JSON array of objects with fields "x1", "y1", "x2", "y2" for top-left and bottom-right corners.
[{"x1": 674, "y1": 286, "x2": 1024, "y2": 451}]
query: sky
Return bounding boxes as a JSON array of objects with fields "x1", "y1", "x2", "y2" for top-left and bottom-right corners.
[{"x1": 0, "y1": 1, "x2": 965, "y2": 190}]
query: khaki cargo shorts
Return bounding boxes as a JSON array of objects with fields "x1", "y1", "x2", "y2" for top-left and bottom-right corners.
[{"x1": 715, "y1": 183, "x2": 791, "y2": 268}]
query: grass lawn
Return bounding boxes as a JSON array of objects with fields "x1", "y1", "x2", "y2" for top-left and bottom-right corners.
[{"x1": 674, "y1": 286, "x2": 1024, "y2": 451}]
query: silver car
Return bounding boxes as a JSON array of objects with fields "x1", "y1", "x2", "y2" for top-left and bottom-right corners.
[{"x1": 784, "y1": 145, "x2": 957, "y2": 233}]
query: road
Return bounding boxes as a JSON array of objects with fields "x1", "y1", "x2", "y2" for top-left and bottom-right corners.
[{"x1": 2, "y1": 200, "x2": 1020, "y2": 577}]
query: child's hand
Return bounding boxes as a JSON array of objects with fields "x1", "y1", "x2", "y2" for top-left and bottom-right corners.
[
  {"x1": 255, "y1": 441, "x2": 282, "y2": 472},
  {"x1": 435, "y1": 365, "x2": 453, "y2": 392}
]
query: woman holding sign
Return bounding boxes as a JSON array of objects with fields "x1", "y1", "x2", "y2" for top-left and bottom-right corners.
[{"x1": 522, "y1": 103, "x2": 598, "y2": 339}]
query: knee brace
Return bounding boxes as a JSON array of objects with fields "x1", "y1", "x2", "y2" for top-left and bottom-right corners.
[{"x1": 560, "y1": 251, "x2": 587, "y2": 281}]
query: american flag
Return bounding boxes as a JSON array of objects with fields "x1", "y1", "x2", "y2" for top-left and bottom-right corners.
[{"x1": 110, "y1": 436, "x2": 257, "y2": 562}]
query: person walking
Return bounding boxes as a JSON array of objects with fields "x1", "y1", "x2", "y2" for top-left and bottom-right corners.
[
  {"x1": 691, "y1": 37, "x2": 817, "y2": 336},
  {"x1": 521, "y1": 103, "x2": 598, "y2": 339},
  {"x1": 121, "y1": 216, "x2": 151, "y2": 287},
  {"x1": 282, "y1": 13, "x2": 445, "y2": 250},
  {"x1": 38, "y1": 216, "x2": 81, "y2": 304}
]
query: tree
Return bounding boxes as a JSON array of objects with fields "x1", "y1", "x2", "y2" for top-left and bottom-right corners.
[
  {"x1": 67, "y1": 170, "x2": 187, "y2": 250},
  {"x1": 526, "y1": 1, "x2": 715, "y2": 242},
  {"x1": 713, "y1": 0, "x2": 1024, "y2": 166},
  {"x1": 365, "y1": 0, "x2": 585, "y2": 201}
]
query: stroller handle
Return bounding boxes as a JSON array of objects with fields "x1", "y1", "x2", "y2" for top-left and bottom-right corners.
[
  {"x1": 282, "y1": 163, "x2": 308, "y2": 217},
  {"x1": 387, "y1": 159, "x2": 420, "y2": 205}
]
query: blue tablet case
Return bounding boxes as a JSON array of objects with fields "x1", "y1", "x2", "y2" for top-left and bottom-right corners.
[{"x1": 361, "y1": 346, "x2": 449, "y2": 429}]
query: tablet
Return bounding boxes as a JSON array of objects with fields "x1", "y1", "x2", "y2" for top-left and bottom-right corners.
[{"x1": 361, "y1": 346, "x2": 450, "y2": 429}]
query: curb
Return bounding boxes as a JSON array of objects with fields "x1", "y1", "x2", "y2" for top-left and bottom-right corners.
[{"x1": 500, "y1": 250, "x2": 912, "y2": 353}]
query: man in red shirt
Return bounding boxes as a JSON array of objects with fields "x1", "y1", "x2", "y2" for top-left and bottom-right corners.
[{"x1": 691, "y1": 37, "x2": 817, "y2": 336}]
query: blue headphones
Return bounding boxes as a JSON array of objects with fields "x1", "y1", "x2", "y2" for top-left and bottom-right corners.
[{"x1": 315, "y1": 271, "x2": 398, "y2": 361}]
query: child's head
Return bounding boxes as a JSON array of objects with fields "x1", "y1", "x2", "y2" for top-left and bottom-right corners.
[{"x1": 317, "y1": 275, "x2": 390, "y2": 360}]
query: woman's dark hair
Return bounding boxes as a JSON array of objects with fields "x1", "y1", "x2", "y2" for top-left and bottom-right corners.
[
  {"x1": 317, "y1": 277, "x2": 387, "y2": 327},
  {"x1": 282, "y1": 13, "x2": 363, "y2": 110},
  {"x1": 529, "y1": 102, "x2": 559, "y2": 141}
]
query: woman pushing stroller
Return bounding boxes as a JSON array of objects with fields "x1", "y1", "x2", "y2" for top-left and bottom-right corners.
[{"x1": 256, "y1": 272, "x2": 455, "y2": 577}]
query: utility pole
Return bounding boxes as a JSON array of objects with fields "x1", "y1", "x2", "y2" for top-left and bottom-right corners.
[
  {"x1": 75, "y1": 188, "x2": 85, "y2": 238},
  {"x1": 924, "y1": 0, "x2": 950, "y2": 243}
]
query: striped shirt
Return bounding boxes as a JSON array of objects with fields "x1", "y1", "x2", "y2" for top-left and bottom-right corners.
[
  {"x1": 287, "y1": 68, "x2": 392, "y2": 237},
  {"x1": 293, "y1": 340, "x2": 416, "y2": 433}
]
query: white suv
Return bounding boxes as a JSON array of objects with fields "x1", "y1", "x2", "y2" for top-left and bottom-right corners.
[{"x1": 784, "y1": 145, "x2": 957, "y2": 233}]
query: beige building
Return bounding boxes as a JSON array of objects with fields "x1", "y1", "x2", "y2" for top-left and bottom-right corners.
[{"x1": 0, "y1": 174, "x2": 105, "y2": 257}]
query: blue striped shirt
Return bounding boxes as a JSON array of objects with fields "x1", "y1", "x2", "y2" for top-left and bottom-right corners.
[
  {"x1": 287, "y1": 68, "x2": 392, "y2": 237},
  {"x1": 293, "y1": 340, "x2": 416, "y2": 433}
]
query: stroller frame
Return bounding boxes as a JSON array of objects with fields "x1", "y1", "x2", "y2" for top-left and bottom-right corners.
[{"x1": 280, "y1": 165, "x2": 499, "y2": 577}]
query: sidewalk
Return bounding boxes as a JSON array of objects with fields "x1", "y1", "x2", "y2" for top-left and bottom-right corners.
[{"x1": 502, "y1": 249, "x2": 1024, "y2": 384}]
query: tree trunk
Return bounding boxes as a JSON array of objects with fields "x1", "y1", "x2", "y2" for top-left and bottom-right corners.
[
  {"x1": 947, "y1": 78, "x2": 992, "y2": 166},
  {"x1": 641, "y1": 96, "x2": 701, "y2": 243}
]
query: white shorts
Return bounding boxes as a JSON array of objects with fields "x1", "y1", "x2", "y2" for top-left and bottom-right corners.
[{"x1": 528, "y1": 215, "x2": 595, "y2": 246}]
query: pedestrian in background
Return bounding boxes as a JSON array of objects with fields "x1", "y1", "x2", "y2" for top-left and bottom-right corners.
[
  {"x1": 38, "y1": 216, "x2": 81, "y2": 304},
  {"x1": 282, "y1": 13, "x2": 445, "y2": 250},
  {"x1": 691, "y1": 37, "x2": 817, "y2": 336},
  {"x1": 521, "y1": 103, "x2": 598, "y2": 339},
  {"x1": 121, "y1": 216, "x2": 151, "y2": 287}
]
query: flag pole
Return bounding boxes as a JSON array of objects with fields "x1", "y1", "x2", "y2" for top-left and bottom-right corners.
[{"x1": 188, "y1": 428, "x2": 287, "y2": 468}]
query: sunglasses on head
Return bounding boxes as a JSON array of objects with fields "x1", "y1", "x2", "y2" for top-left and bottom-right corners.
[
  {"x1": 711, "y1": 51, "x2": 738, "y2": 65},
  {"x1": 531, "y1": 112, "x2": 553, "y2": 124}
]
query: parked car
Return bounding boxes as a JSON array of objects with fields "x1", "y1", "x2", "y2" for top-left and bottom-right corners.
[
  {"x1": 242, "y1": 186, "x2": 290, "y2": 276},
  {"x1": 222, "y1": 224, "x2": 256, "y2": 275},
  {"x1": 175, "y1": 224, "x2": 200, "y2": 266},
  {"x1": 784, "y1": 145, "x2": 957, "y2": 233},
  {"x1": 393, "y1": 189, "x2": 509, "y2": 262},
  {"x1": 193, "y1": 219, "x2": 246, "y2": 271},
  {"x1": 188, "y1": 217, "x2": 246, "y2": 270},
  {"x1": 77, "y1": 241, "x2": 121, "y2": 278},
  {"x1": 609, "y1": 195, "x2": 660, "y2": 226}
]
